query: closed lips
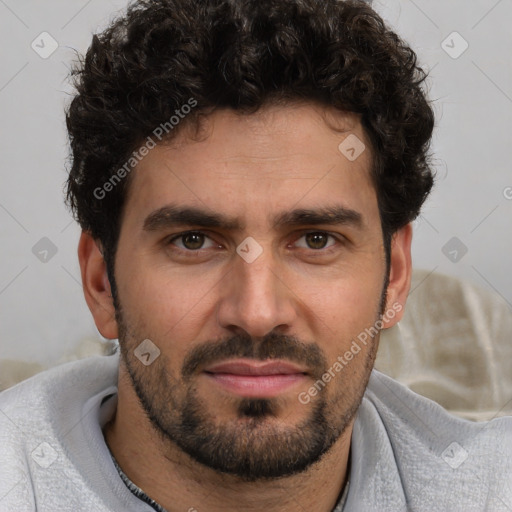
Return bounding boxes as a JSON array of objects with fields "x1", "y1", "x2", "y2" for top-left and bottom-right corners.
[{"x1": 204, "y1": 360, "x2": 308, "y2": 376}]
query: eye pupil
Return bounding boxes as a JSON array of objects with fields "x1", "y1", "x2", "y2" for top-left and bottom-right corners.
[
  {"x1": 183, "y1": 232, "x2": 204, "y2": 250},
  {"x1": 306, "y1": 232, "x2": 328, "y2": 249}
]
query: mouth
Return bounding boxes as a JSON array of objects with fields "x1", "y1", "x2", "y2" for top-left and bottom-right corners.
[{"x1": 203, "y1": 359, "x2": 309, "y2": 398}]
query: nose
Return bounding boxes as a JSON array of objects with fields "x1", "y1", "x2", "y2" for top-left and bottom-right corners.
[{"x1": 216, "y1": 244, "x2": 297, "y2": 338}]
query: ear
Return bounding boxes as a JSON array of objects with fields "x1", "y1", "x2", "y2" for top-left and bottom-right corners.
[
  {"x1": 78, "y1": 231, "x2": 119, "y2": 339},
  {"x1": 381, "y1": 223, "x2": 412, "y2": 328}
]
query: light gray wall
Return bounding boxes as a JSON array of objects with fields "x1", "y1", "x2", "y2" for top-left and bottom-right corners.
[{"x1": 1, "y1": 0, "x2": 511, "y2": 366}]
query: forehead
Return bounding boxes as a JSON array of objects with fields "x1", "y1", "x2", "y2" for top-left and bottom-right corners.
[{"x1": 122, "y1": 103, "x2": 378, "y2": 231}]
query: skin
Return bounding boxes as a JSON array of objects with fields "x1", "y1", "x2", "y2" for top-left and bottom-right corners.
[{"x1": 79, "y1": 102, "x2": 412, "y2": 512}]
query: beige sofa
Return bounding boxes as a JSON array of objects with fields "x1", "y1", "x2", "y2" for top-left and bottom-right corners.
[{"x1": 375, "y1": 269, "x2": 512, "y2": 421}]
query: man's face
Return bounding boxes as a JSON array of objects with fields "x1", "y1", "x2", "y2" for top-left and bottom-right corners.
[{"x1": 112, "y1": 103, "x2": 388, "y2": 481}]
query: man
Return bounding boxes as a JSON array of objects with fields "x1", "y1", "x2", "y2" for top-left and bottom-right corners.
[{"x1": 1, "y1": 0, "x2": 511, "y2": 510}]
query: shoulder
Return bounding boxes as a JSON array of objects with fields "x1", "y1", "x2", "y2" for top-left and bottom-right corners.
[
  {"x1": 351, "y1": 370, "x2": 512, "y2": 510},
  {"x1": 0, "y1": 353, "x2": 119, "y2": 422},
  {"x1": 0, "y1": 354, "x2": 119, "y2": 512},
  {"x1": 363, "y1": 369, "x2": 512, "y2": 443}
]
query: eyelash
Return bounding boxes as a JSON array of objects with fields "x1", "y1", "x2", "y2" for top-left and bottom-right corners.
[{"x1": 165, "y1": 230, "x2": 344, "y2": 255}]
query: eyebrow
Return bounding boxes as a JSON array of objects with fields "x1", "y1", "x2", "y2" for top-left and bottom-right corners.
[{"x1": 142, "y1": 203, "x2": 363, "y2": 233}]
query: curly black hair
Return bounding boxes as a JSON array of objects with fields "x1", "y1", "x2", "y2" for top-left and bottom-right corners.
[{"x1": 65, "y1": 0, "x2": 434, "y2": 289}]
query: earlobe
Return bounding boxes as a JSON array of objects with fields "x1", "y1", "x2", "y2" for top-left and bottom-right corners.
[
  {"x1": 382, "y1": 223, "x2": 412, "y2": 328},
  {"x1": 78, "y1": 231, "x2": 118, "y2": 339}
]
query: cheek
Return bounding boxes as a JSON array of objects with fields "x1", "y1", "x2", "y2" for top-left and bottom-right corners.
[
  {"x1": 294, "y1": 271, "x2": 383, "y2": 349},
  {"x1": 306, "y1": 270, "x2": 381, "y2": 334},
  {"x1": 117, "y1": 261, "x2": 222, "y2": 336}
]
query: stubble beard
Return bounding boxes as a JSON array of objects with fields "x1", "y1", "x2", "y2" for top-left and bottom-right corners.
[{"x1": 115, "y1": 314, "x2": 379, "y2": 482}]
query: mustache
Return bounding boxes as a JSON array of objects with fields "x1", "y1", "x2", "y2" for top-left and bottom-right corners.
[{"x1": 181, "y1": 331, "x2": 327, "y2": 381}]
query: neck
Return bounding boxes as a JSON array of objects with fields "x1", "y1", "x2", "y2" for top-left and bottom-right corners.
[{"x1": 103, "y1": 370, "x2": 352, "y2": 512}]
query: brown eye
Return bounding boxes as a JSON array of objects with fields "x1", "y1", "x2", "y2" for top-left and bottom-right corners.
[
  {"x1": 181, "y1": 232, "x2": 205, "y2": 250},
  {"x1": 304, "y1": 232, "x2": 330, "y2": 250},
  {"x1": 293, "y1": 232, "x2": 338, "y2": 251},
  {"x1": 168, "y1": 231, "x2": 217, "y2": 252}
]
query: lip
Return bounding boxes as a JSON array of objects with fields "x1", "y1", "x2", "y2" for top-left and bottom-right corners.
[
  {"x1": 203, "y1": 359, "x2": 308, "y2": 398},
  {"x1": 204, "y1": 359, "x2": 308, "y2": 376}
]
